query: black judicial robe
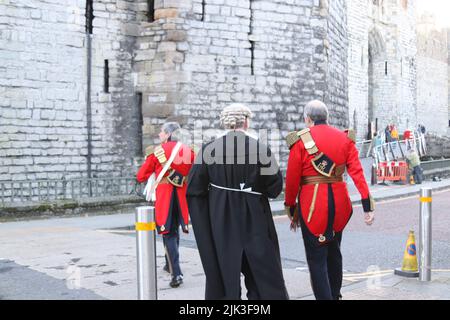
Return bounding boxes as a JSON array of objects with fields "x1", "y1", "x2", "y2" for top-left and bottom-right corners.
[{"x1": 186, "y1": 131, "x2": 289, "y2": 300}]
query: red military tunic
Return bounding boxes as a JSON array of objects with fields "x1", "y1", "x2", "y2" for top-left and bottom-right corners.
[
  {"x1": 136, "y1": 141, "x2": 195, "y2": 234},
  {"x1": 285, "y1": 124, "x2": 373, "y2": 239}
]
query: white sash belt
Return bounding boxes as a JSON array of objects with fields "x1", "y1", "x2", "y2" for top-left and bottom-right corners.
[
  {"x1": 143, "y1": 141, "x2": 182, "y2": 202},
  {"x1": 209, "y1": 183, "x2": 262, "y2": 196}
]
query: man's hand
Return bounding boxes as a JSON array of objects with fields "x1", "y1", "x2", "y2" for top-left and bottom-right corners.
[
  {"x1": 364, "y1": 211, "x2": 375, "y2": 226},
  {"x1": 285, "y1": 204, "x2": 300, "y2": 232},
  {"x1": 285, "y1": 204, "x2": 295, "y2": 221}
]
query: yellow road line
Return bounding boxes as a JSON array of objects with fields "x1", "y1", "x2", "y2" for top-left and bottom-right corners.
[
  {"x1": 344, "y1": 274, "x2": 391, "y2": 280},
  {"x1": 344, "y1": 270, "x2": 392, "y2": 277}
]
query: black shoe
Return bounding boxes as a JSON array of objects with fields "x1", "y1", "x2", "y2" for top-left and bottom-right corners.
[
  {"x1": 170, "y1": 275, "x2": 183, "y2": 288},
  {"x1": 163, "y1": 265, "x2": 170, "y2": 274}
]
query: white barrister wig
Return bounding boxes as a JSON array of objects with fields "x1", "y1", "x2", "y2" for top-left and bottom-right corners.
[{"x1": 220, "y1": 103, "x2": 253, "y2": 130}]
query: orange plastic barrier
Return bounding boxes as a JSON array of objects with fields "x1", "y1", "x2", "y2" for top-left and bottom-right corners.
[{"x1": 377, "y1": 161, "x2": 408, "y2": 183}]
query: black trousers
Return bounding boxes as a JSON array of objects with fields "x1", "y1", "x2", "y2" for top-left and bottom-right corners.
[
  {"x1": 301, "y1": 228, "x2": 343, "y2": 300},
  {"x1": 241, "y1": 253, "x2": 260, "y2": 300},
  {"x1": 163, "y1": 189, "x2": 182, "y2": 278},
  {"x1": 300, "y1": 184, "x2": 344, "y2": 300}
]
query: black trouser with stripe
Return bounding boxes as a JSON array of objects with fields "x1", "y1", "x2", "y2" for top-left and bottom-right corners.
[{"x1": 300, "y1": 184, "x2": 344, "y2": 300}]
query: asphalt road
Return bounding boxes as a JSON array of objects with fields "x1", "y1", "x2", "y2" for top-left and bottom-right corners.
[
  {"x1": 174, "y1": 189, "x2": 450, "y2": 273},
  {"x1": 1, "y1": 189, "x2": 449, "y2": 299}
]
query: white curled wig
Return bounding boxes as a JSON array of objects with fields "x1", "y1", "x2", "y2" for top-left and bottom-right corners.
[{"x1": 219, "y1": 103, "x2": 253, "y2": 130}]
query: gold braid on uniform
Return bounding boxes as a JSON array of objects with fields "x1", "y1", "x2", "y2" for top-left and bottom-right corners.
[
  {"x1": 286, "y1": 131, "x2": 301, "y2": 149},
  {"x1": 154, "y1": 146, "x2": 167, "y2": 164},
  {"x1": 286, "y1": 128, "x2": 314, "y2": 150}
]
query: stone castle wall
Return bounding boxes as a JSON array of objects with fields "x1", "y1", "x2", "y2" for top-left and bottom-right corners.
[
  {"x1": 1, "y1": 0, "x2": 449, "y2": 192},
  {"x1": 0, "y1": 0, "x2": 146, "y2": 185},
  {"x1": 347, "y1": 0, "x2": 418, "y2": 139},
  {"x1": 137, "y1": 0, "x2": 349, "y2": 170},
  {"x1": 416, "y1": 18, "x2": 449, "y2": 135},
  {"x1": 1, "y1": 0, "x2": 88, "y2": 182}
]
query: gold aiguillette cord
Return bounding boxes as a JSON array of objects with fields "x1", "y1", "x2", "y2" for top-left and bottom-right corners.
[{"x1": 307, "y1": 184, "x2": 319, "y2": 223}]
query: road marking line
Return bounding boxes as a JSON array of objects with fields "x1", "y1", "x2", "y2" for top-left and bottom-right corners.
[
  {"x1": 430, "y1": 269, "x2": 450, "y2": 272},
  {"x1": 344, "y1": 270, "x2": 392, "y2": 277},
  {"x1": 96, "y1": 229, "x2": 134, "y2": 234},
  {"x1": 343, "y1": 269, "x2": 450, "y2": 281},
  {"x1": 344, "y1": 274, "x2": 391, "y2": 280}
]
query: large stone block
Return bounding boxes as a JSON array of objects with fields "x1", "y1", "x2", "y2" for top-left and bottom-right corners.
[
  {"x1": 142, "y1": 124, "x2": 158, "y2": 136},
  {"x1": 166, "y1": 30, "x2": 187, "y2": 42},
  {"x1": 142, "y1": 103, "x2": 175, "y2": 118},
  {"x1": 165, "y1": 51, "x2": 185, "y2": 64},
  {"x1": 154, "y1": 8, "x2": 179, "y2": 20},
  {"x1": 157, "y1": 41, "x2": 177, "y2": 52}
]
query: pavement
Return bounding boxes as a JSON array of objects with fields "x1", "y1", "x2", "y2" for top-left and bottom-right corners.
[{"x1": 1, "y1": 175, "x2": 450, "y2": 300}]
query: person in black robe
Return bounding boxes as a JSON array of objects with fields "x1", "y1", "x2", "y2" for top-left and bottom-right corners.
[{"x1": 186, "y1": 103, "x2": 289, "y2": 300}]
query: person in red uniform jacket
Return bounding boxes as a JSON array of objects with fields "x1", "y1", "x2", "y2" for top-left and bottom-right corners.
[
  {"x1": 284, "y1": 100, "x2": 375, "y2": 300},
  {"x1": 136, "y1": 122, "x2": 195, "y2": 288}
]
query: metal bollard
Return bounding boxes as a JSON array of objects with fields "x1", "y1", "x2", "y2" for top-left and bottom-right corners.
[
  {"x1": 135, "y1": 206, "x2": 157, "y2": 300},
  {"x1": 419, "y1": 188, "x2": 432, "y2": 282}
]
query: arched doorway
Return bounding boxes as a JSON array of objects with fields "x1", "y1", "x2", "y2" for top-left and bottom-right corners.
[{"x1": 367, "y1": 27, "x2": 386, "y2": 138}]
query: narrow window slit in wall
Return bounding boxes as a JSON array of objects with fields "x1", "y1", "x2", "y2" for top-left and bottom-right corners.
[
  {"x1": 147, "y1": 0, "x2": 155, "y2": 22},
  {"x1": 104, "y1": 60, "x2": 109, "y2": 93},
  {"x1": 250, "y1": 41, "x2": 255, "y2": 76},
  {"x1": 385, "y1": 61, "x2": 388, "y2": 75},
  {"x1": 400, "y1": 58, "x2": 403, "y2": 76},
  {"x1": 202, "y1": 0, "x2": 206, "y2": 21},
  {"x1": 135, "y1": 92, "x2": 143, "y2": 157},
  {"x1": 85, "y1": 0, "x2": 94, "y2": 34}
]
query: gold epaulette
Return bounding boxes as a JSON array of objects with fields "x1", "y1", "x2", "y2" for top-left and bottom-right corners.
[
  {"x1": 286, "y1": 131, "x2": 301, "y2": 149},
  {"x1": 286, "y1": 128, "x2": 319, "y2": 155},
  {"x1": 345, "y1": 128, "x2": 356, "y2": 143},
  {"x1": 299, "y1": 128, "x2": 319, "y2": 155},
  {"x1": 154, "y1": 145, "x2": 167, "y2": 164}
]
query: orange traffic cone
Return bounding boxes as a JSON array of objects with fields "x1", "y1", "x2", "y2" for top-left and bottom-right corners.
[{"x1": 394, "y1": 230, "x2": 419, "y2": 277}]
